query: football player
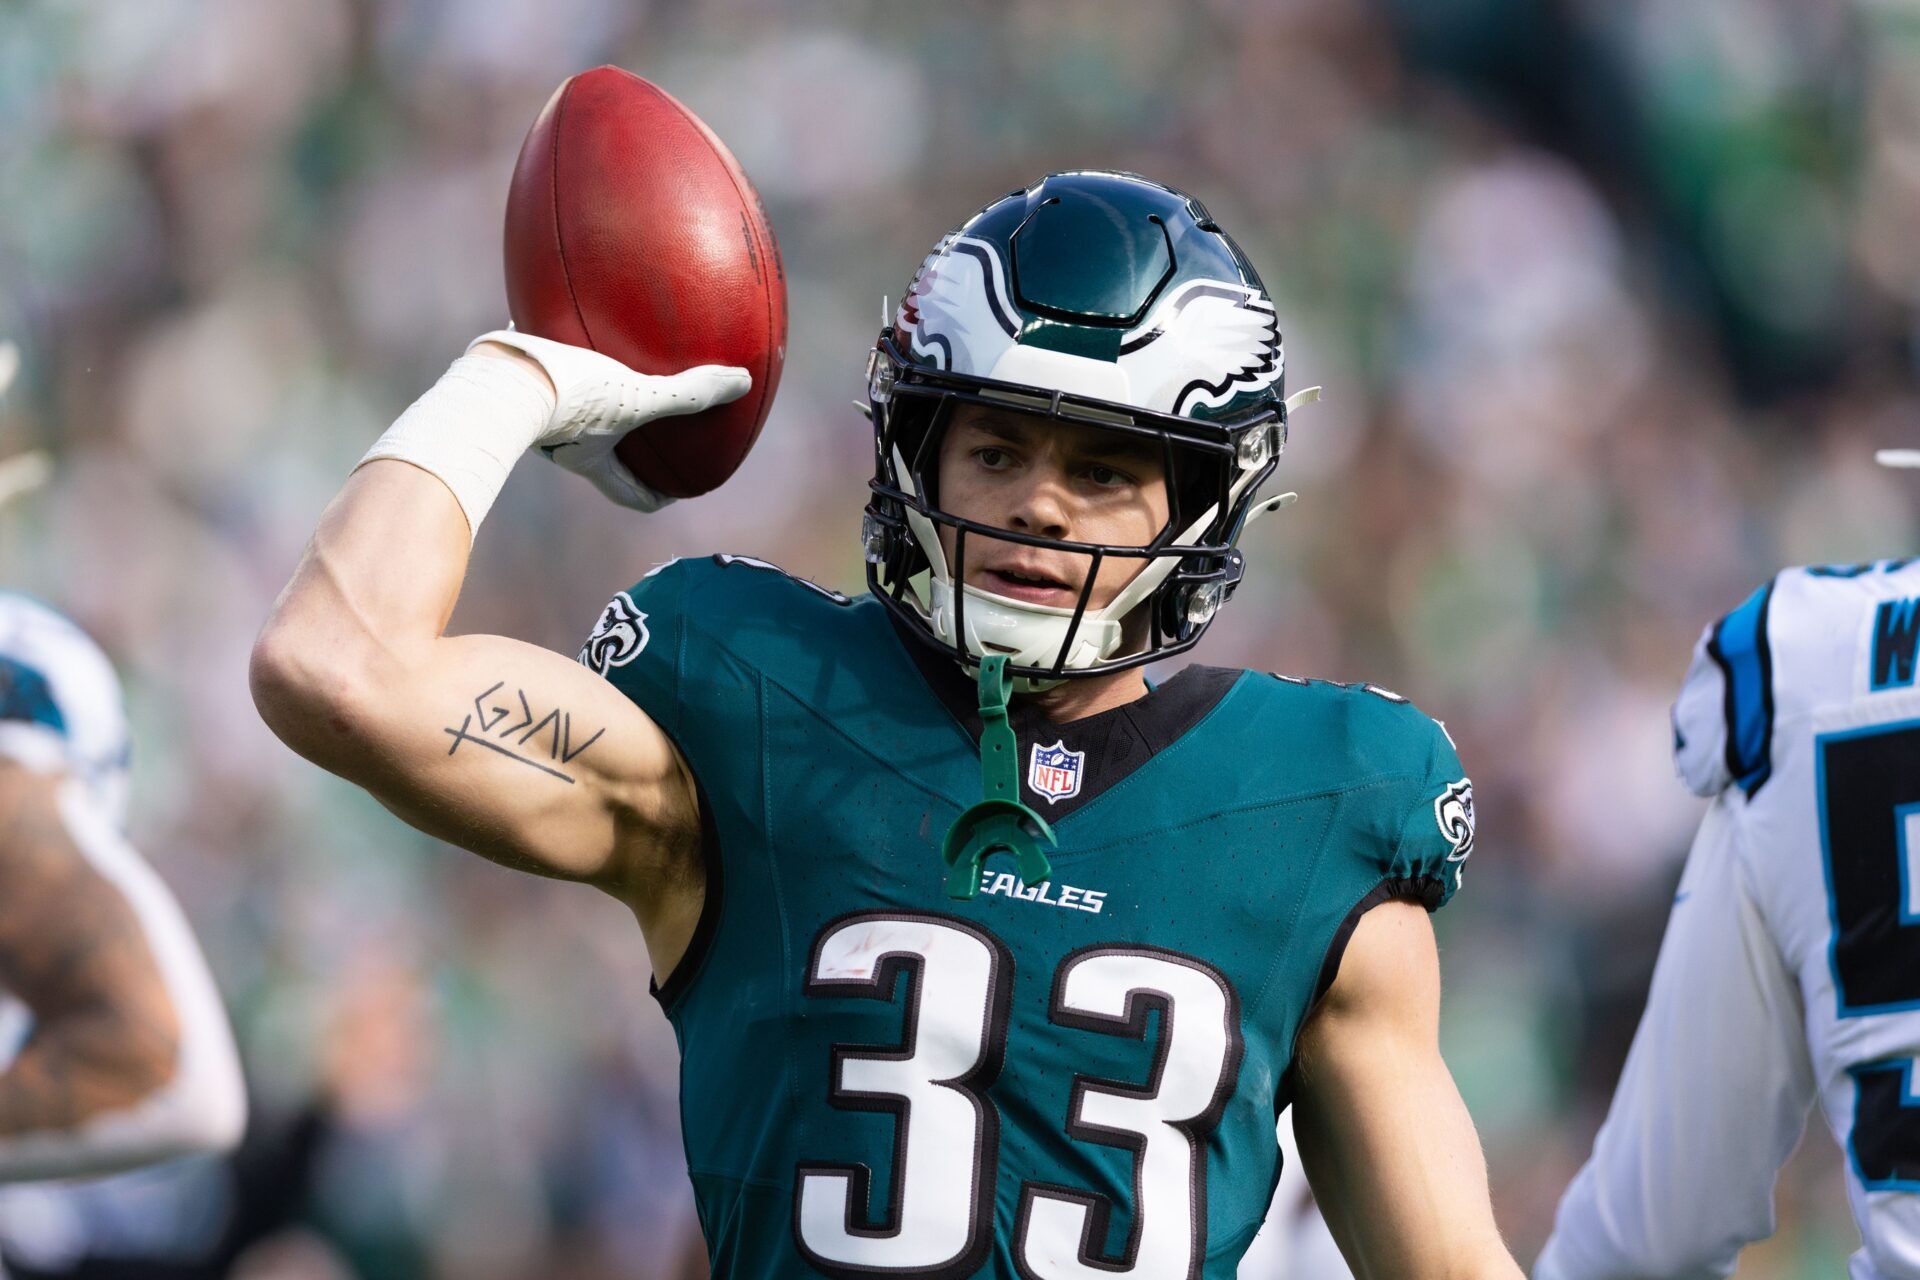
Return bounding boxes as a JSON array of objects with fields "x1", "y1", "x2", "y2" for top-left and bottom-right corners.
[
  {"x1": 253, "y1": 171, "x2": 1520, "y2": 1277},
  {"x1": 0, "y1": 352, "x2": 245, "y2": 1182},
  {"x1": 1536, "y1": 520, "x2": 1920, "y2": 1277}
]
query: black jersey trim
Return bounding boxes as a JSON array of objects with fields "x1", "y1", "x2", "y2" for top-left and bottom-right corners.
[
  {"x1": 1275, "y1": 874, "x2": 1444, "y2": 1118},
  {"x1": 1308, "y1": 876, "x2": 1445, "y2": 1009},
  {"x1": 1274, "y1": 875, "x2": 1443, "y2": 1113},
  {"x1": 886, "y1": 612, "x2": 1243, "y2": 819},
  {"x1": 650, "y1": 753, "x2": 726, "y2": 1013}
]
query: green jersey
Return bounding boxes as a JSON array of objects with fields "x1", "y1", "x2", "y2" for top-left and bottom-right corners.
[{"x1": 581, "y1": 555, "x2": 1474, "y2": 1280}]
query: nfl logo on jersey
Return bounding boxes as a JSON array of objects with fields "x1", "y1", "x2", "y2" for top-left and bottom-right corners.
[{"x1": 1028, "y1": 740, "x2": 1085, "y2": 804}]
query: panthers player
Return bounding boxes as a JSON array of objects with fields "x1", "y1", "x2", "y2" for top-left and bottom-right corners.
[
  {"x1": 0, "y1": 601, "x2": 246, "y2": 1180},
  {"x1": 1536, "y1": 545, "x2": 1920, "y2": 1278},
  {"x1": 0, "y1": 356, "x2": 245, "y2": 1184},
  {"x1": 254, "y1": 171, "x2": 1520, "y2": 1277}
]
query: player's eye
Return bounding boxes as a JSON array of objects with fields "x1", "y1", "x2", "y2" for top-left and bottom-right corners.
[
  {"x1": 974, "y1": 446, "x2": 1015, "y2": 471},
  {"x1": 1084, "y1": 463, "x2": 1135, "y2": 489}
]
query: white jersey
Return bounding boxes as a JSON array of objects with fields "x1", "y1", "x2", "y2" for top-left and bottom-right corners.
[
  {"x1": 0, "y1": 592, "x2": 130, "y2": 828},
  {"x1": 1538, "y1": 558, "x2": 1920, "y2": 1280}
]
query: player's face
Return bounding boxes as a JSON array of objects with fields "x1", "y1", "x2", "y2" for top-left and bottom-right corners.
[{"x1": 934, "y1": 403, "x2": 1172, "y2": 612}]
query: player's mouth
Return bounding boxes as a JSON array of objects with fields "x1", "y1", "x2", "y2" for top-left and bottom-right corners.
[{"x1": 977, "y1": 562, "x2": 1082, "y2": 607}]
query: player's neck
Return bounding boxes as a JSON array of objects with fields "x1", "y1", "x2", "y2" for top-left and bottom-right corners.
[{"x1": 1021, "y1": 667, "x2": 1151, "y2": 724}]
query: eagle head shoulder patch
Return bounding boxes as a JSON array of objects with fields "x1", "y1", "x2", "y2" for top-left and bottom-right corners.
[
  {"x1": 1434, "y1": 778, "x2": 1475, "y2": 863},
  {"x1": 579, "y1": 592, "x2": 650, "y2": 674}
]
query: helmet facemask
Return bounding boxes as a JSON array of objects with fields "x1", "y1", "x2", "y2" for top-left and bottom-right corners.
[
  {"x1": 862, "y1": 171, "x2": 1294, "y2": 690},
  {"x1": 865, "y1": 333, "x2": 1283, "y2": 690}
]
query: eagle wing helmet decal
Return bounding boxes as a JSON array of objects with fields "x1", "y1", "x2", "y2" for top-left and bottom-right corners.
[
  {"x1": 1117, "y1": 281, "x2": 1283, "y2": 416},
  {"x1": 898, "y1": 235, "x2": 1019, "y2": 376},
  {"x1": 899, "y1": 239, "x2": 1280, "y2": 418}
]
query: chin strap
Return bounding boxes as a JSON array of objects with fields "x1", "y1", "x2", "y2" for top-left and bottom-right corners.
[{"x1": 940, "y1": 655, "x2": 1057, "y2": 899}]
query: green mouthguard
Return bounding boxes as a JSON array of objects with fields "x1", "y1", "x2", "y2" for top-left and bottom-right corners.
[{"x1": 940, "y1": 654, "x2": 1057, "y2": 899}]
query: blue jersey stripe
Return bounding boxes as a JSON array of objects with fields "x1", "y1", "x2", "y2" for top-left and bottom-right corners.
[
  {"x1": 0, "y1": 656, "x2": 66, "y2": 736},
  {"x1": 1707, "y1": 578, "x2": 1777, "y2": 795}
]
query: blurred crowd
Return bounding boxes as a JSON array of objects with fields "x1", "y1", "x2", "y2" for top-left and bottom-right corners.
[{"x1": 0, "y1": 0, "x2": 1914, "y2": 1274}]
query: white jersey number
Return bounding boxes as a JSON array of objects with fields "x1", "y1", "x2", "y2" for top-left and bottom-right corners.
[
  {"x1": 1018, "y1": 947, "x2": 1241, "y2": 1279},
  {"x1": 795, "y1": 917, "x2": 1242, "y2": 1280},
  {"x1": 796, "y1": 914, "x2": 1011, "y2": 1276}
]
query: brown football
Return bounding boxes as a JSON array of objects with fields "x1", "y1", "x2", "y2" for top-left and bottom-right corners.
[{"x1": 503, "y1": 66, "x2": 786, "y2": 498}]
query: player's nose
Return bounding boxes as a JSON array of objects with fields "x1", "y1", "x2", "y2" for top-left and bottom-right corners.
[{"x1": 1006, "y1": 465, "x2": 1072, "y2": 540}]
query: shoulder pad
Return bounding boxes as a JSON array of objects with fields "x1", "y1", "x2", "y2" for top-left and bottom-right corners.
[
  {"x1": 580, "y1": 554, "x2": 854, "y2": 680},
  {"x1": 0, "y1": 593, "x2": 123, "y2": 739},
  {"x1": 0, "y1": 593, "x2": 130, "y2": 824},
  {"x1": 707, "y1": 554, "x2": 852, "y2": 605},
  {"x1": 1674, "y1": 562, "x2": 1920, "y2": 796},
  {"x1": 1263, "y1": 673, "x2": 1440, "y2": 759},
  {"x1": 1673, "y1": 577, "x2": 1777, "y2": 797}
]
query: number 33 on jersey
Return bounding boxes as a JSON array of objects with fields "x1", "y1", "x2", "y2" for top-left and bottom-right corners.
[{"x1": 586, "y1": 557, "x2": 1472, "y2": 1278}]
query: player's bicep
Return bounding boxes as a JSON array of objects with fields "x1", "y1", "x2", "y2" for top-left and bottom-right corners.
[
  {"x1": 1536, "y1": 799, "x2": 1814, "y2": 1280},
  {"x1": 291, "y1": 630, "x2": 692, "y2": 887},
  {"x1": 1291, "y1": 901, "x2": 1519, "y2": 1279}
]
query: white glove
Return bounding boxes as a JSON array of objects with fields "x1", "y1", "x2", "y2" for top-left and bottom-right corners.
[
  {"x1": 469, "y1": 329, "x2": 751, "y2": 512},
  {"x1": 361, "y1": 331, "x2": 753, "y2": 540}
]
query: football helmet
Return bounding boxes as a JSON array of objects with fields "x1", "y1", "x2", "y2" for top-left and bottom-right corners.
[{"x1": 863, "y1": 171, "x2": 1296, "y2": 687}]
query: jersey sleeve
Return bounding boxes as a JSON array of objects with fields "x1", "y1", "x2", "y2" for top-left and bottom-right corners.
[
  {"x1": 577, "y1": 554, "x2": 854, "y2": 736},
  {"x1": 1533, "y1": 795, "x2": 1815, "y2": 1280},
  {"x1": 1672, "y1": 577, "x2": 1777, "y2": 798},
  {"x1": 1344, "y1": 695, "x2": 1475, "y2": 912},
  {"x1": 578, "y1": 555, "x2": 859, "y2": 1014},
  {"x1": 1386, "y1": 712, "x2": 1474, "y2": 910},
  {"x1": 577, "y1": 558, "x2": 692, "y2": 737},
  {"x1": 1304, "y1": 696, "x2": 1473, "y2": 1013}
]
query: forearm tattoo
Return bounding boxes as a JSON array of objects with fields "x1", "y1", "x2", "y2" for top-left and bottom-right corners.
[
  {"x1": 444, "y1": 681, "x2": 605, "y2": 783},
  {"x1": 0, "y1": 786, "x2": 181, "y2": 1134}
]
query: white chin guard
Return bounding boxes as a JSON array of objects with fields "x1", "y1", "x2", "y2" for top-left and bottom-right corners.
[
  {"x1": 896, "y1": 449, "x2": 1197, "y2": 691},
  {"x1": 928, "y1": 577, "x2": 1123, "y2": 688},
  {"x1": 883, "y1": 388, "x2": 1323, "y2": 691}
]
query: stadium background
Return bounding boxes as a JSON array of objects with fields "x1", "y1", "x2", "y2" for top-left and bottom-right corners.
[{"x1": 0, "y1": 0, "x2": 1907, "y2": 1274}]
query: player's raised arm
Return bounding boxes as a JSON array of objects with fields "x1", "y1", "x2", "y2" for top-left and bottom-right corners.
[
  {"x1": 1291, "y1": 900, "x2": 1525, "y2": 1279},
  {"x1": 0, "y1": 762, "x2": 245, "y2": 1180},
  {"x1": 250, "y1": 336, "x2": 747, "y2": 938}
]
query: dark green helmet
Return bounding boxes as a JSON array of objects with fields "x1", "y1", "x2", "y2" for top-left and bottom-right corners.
[{"x1": 863, "y1": 171, "x2": 1293, "y2": 685}]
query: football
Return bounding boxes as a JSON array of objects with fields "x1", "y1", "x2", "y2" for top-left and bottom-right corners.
[{"x1": 503, "y1": 66, "x2": 786, "y2": 498}]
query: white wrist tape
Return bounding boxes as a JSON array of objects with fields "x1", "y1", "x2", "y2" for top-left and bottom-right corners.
[{"x1": 357, "y1": 351, "x2": 557, "y2": 541}]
